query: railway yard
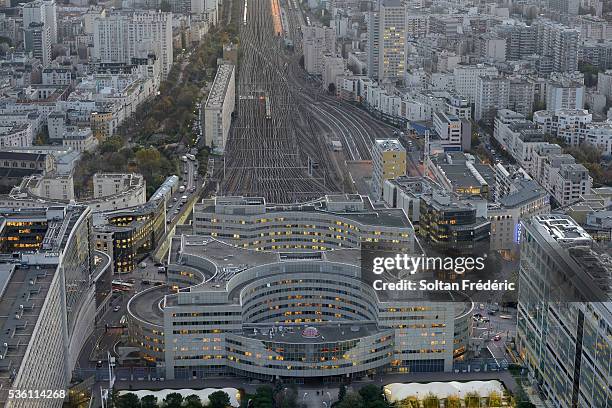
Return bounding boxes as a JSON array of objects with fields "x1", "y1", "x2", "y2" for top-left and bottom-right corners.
[{"x1": 220, "y1": 0, "x2": 400, "y2": 203}]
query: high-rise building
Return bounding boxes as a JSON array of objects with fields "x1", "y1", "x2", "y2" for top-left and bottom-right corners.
[
  {"x1": 453, "y1": 64, "x2": 498, "y2": 104},
  {"x1": 0, "y1": 205, "x2": 111, "y2": 407},
  {"x1": 475, "y1": 75, "x2": 510, "y2": 125},
  {"x1": 376, "y1": 0, "x2": 405, "y2": 81},
  {"x1": 517, "y1": 215, "x2": 611, "y2": 408},
  {"x1": 548, "y1": 0, "x2": 579, "y2": 15},
  {"x1": 23, "y1": 0, "x2": 56, "y2": 44},
  {"x1": 302, "y1": 25, "x2": 336, "y2": 75},
  {"x1": 24, "y1": 22, "x2": 51, "y2": 67},
  {"x1": 508, "y1": 78, "x2": 535, "y2": 118},
  {"x1": 93, "y1": 10, "x2": 173, "y2": 79},
  {"x1": 498, "y1": 23, "x2": 537, "y2": 61},
  {"x1": 366, "y1": 11, "x2": 379, "y2": 79},
  {"x1": 536, "y1": 19, "x2": 579, "y2": 73},
  {"x1": 371, "y1": 139, "x2": 406, "y2": 200}
]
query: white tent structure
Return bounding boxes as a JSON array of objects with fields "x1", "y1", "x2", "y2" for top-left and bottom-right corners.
[
  {"x1": 384, "y1": 380, "x2": 505, "y2": 402},
  {"x1": 118, "y1": 388, "x2": 240, "y2": 407}
]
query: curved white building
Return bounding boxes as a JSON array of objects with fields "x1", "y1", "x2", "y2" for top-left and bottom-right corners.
[{"x1": 128, "y1": 196, "x2": 472, "y2": 381}]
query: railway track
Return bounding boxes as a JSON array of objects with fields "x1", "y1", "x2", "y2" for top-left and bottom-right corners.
[{"x1": 221, "y1": 0, "x2": 341, "y2": 203}]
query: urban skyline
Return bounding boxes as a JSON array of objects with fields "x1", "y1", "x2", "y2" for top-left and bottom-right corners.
[{"x1": 0, "y1": 0, "x2": 609, "y2": 407}]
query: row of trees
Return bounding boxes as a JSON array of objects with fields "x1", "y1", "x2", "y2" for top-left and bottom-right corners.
[
  {"x1": 111, "y1": 385, "x2": 529, "y2": 408},
  {"x1": 114, "y1": 391, "x2": 231, "y2": 408}
]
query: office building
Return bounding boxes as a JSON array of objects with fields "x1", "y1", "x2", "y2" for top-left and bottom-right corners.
[
  {"x1": 433, "y1": 111, "x2": 464, "y2": 150},
  {"x1": 0, "y1": 205, "x2": 111, "y2": 407},
  {"x1": 418, "y1": 190, "x2": 491, "y2": 257},
  {"x1": 92, "y1": 10, "x2": 173, "y2": 79},
  {"x1": 517, "y1": 215, "x2": 611, "y2": 408},
  {"x1": 128, "y1": 196, "x2": 474, "y2": 379},
  {"x1": 193, "y1": 194, "x2": 414, "y2": 251},
  {"x1": 371, "y1": 139, "x2": 406, "y2": 201},
  {"x1": 487, "y1": 170, "x2": 550, "y2": 253},
  {"x1": 94, "y1": 199, "x2": 166, "y2": 273},
  {"x1": 204, "y1": 64, "x2": 235, "y2": 154},
  {"x1": 426, "y1": 152, "x2": 496, "y2": 200}
]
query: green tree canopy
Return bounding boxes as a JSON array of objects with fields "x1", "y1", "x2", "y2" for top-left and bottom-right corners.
[
  {"x1": 163, "y1": 392, "x2": 183, "y2": 408},
  {"x1": 115, "y1": 393, "x2": 140, "y2": 408},
  {"x1": 207, "y1": 391, "x2": 230, "y2": 408}
]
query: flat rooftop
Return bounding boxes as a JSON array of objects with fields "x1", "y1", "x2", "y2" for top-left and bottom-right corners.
[
  {"x1": 0, "y1": 264, "x2": 57, "y2": 404},
  {"x1": 240, "y1": 323, "x2": 386, "y2": 344},
  {"x1": 205, "y1": 64, "x2": 234, "y2": 109}
]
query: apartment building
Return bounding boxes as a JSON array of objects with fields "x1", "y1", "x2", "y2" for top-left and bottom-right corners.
[
  {"x1": 453, "y1": 64, "x2": 498, "y2": 104},
  {"x1": 303, "y1": 25, "x2": 336, "y2": 75},
  {"x1": 92, "y1": 10, "x2": 173, "y2": 79},
  {"x1": 475, "y1": 75, "x2": 510, "y2": 125},
  {"x1": 204, "y1": 64, "x2": 235, "y2": 154}
]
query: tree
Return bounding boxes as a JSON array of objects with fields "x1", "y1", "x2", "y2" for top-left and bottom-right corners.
[
  {"x1": 251, "y1": 386, "x2": 274, "y2": 408},
  {"x1": 182, "y1": 394, "x2": 204, "y2": 408},
  {"x1": 141, "y1": 395, "x2": 158, "y2": 408},
  {"x1": 273, "y1": 385, "x2": 299, "y2": 408},
  {"x1": 445, "y1": 395, "x2": 461, "y2": 408},
  {"x1": 207, "y1": 391, "x2": 230, "y2": 408},
  {"x1": 396, "y1": 396, "x2": 418, "y2": 408},
  {"x1": 358, "y1": 385, "x2": 384, "y2": 405},
  {"x1": 163, "y1": 392, "x2": 183, "y2": 408},
  {"x1": 422, "y1": 393, "x2": 439, "y2": 408},
  {"x1": 464, "y1": 391, "x2": 481, "y2": 408},
  {"x1": 487, "y1": 391, "x2": 502, "y2": 407},
  {"x1": 337, "y1": 385, "x2": 347, "y2": 403},
  {"x1": 328, "y1": 82, "x2": 336, "y2": 94},
  {"x1": 115, "y1": 393, "x2": 140, "y2": 408},
  {"x1": 336, "y1": 392, "x2": 364, "y2": 408}
]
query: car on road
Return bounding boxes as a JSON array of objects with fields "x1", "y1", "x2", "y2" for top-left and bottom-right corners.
[
  {"x1": 493, "y1": 335, "x2": 501, "y2": 341},
  {"x1": 113, "y1": 306, "x2": 121, "y2": 312}
]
